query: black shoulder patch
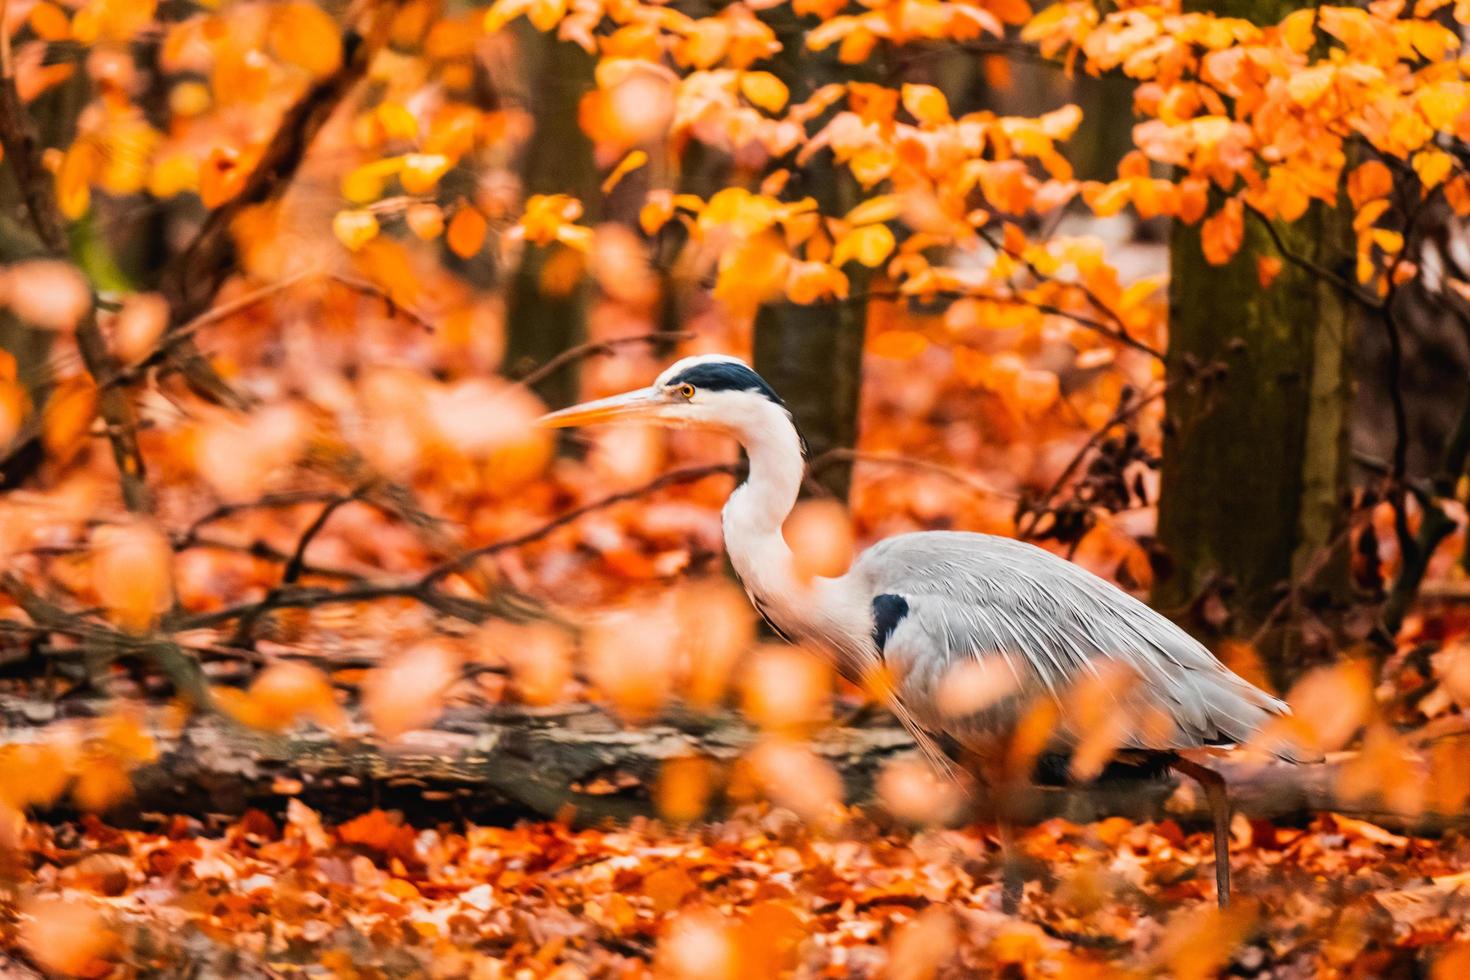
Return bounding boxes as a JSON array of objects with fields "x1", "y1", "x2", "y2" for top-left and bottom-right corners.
[
  {"x1": 871, "y1": 594, "x2": 909, "y2": 654},
  {"x1": 666, "y1": 362, "x2": 785, "y2": 405}
]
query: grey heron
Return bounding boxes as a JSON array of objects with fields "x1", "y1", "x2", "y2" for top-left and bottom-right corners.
[{"x1": 540, "y1": 353, "x2": 1317, "y2": 910}]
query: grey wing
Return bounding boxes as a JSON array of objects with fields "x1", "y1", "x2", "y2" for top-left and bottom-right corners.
[{"x1": 850, "y1": 532, "x2": 1304, "y2": 760}]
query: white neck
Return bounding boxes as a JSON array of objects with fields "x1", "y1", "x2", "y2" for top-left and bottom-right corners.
[{"x1": 720, "y1": 401, "x2": 806, "y2": 611}]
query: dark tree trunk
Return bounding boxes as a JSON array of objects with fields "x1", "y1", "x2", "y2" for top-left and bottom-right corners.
[
  {"x1": 754, "y1": 295, "x2": 868, "y2": 500},
  {"x1": 503, "y1": 31, "x2": 597, "y2": 411},
  {"x1": 752, "y1": 11, "x2": 879, "y2": 501},
  {"x1": 1154, "y1": 0, "x2": 1355, "y2": 689}
]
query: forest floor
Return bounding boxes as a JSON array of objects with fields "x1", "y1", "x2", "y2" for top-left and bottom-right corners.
[{"x1": 4, "y1": 802, "x2": 1470, "y2": 978}]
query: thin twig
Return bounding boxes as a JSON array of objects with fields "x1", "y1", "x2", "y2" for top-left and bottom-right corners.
[
  {"x1": 972, "y1": 224, "x2": 1165, "y2": 361},
  {"x1": 177, "y1": 490, "x2": 354, "y2": 548},
  {"x1": 809, "y1": 448, "x2": 1018, "y2": 500},
  {"x1": 328, "y1": 273, "x2": 435, "y2": 332},
  {"x1": 174, "y1": 463, "x2": 740, "y2": 632},
  {"x1": 114, "y1": 268, "x2": 320, "y2": 387},
  {"x1": 228, "y1": 490, "x2": 365, "y2": 647},
  {"x1": 1017, "y1": 378, "x2": 1182, "y2": 539},
  {"x1": 419, "y1": 463, "x2": 739, "y2": 585},
  {"x1": 1243, "y1": 203, "x2": 1383, "y2": 312},
  {"x1": 515, "y1": 332, "x2": 694, "y2": 393}
]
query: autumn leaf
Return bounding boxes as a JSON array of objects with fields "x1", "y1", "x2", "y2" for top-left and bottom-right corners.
[
  {"x1": 270, "y1": 2, "x2": 344, "y2": 80},
  {"x1": 600, "y1": 149, "x2": 648, "y2": 193},
  {"x1": 447, "y1": 205, "x2": 488, "y2": 257},
  {"x1": 832, "y1": 223, "x2": 895, "y2": 267},
  {"x1": 333, "y1": 209, "x2": 380, "y2": 252},
  {"x1": 1200, "y1": 199, "x2": 1244, "y2": 265},
  {"x1": 740, "y1": 71, "x2": 789, "y2": 113}
]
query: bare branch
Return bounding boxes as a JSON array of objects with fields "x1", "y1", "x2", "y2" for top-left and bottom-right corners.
[{"x1": 515, "y1": 332, "x2": 695, "y2": 393}]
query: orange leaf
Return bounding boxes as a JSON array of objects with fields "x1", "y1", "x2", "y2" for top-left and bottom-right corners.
[
  {"x1": 1256, "y1": 255, "x2": 1283, "y2": 288},
  {"x1": 869, "y1": 330, "x2": 927, "y2": 359},
  {"x1": 1200, "y1": 198, "x2": 1244, "y2": 265},
  {"x1": 447, "y1": 205, "x2": 488, "y2": 257},
  {"x1": 92, "y1": 519, "x2": 174, "y2": 632},
  {"x1": 28, "y1": 2, "x2": 71, "y2": 41},
  {"x1": 1348, "y1": 160, "x2": 1394, "y2": 210},
  {"x1": 832, "y1": 223, "x2": 895, "y2": 267},
  {"x1": 270, "y1": 2, "x2": 343, "y2": 80},
  {"x1": 405, "y1": 201, "x2": 445, "y2": 240}
]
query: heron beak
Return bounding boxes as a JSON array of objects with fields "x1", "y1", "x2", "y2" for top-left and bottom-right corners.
[{"x1": 537, "y1": 387, "x2": 666, "y2": 428}]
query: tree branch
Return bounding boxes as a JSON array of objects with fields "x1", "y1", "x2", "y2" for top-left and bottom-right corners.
[
  {"x1": 0, "y1": 52, "x2": 153, "y2": 512},
  {"x1": 172, "y1": 463, "x2": 739, "y2": 633}
]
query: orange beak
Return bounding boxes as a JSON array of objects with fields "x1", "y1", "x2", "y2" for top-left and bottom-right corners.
[{"x1": 537, "y1": 387, "x2": 666, "y2": 428}]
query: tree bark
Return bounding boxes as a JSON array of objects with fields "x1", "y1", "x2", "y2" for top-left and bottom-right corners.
[
  {"x1": 503, "y1": 31, "x2": 597, "y2": 412},
  {"x1": 1153, "y1": 0, "x2": 1355, "y2": 689},
  {"x1": 752, "y1": 8, "x2": 875, "y2": 502},
  {"x1": 754, "y1": 293, "x2": 868, "y2": 500},
  {"x1": 13, "y1": 695, "x2": 1468, "y2": 835}
]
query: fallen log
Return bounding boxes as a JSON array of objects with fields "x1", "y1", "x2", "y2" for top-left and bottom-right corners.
[{"x1": 2, "y1": 694, "x2": 1466, "y2": 834}]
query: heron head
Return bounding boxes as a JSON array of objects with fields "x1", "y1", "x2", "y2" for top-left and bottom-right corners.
[{"x1": 538, "y1": 354, "x2": 799, "y2": 442}]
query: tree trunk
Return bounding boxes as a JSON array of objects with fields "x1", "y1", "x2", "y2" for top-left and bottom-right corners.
[
  {"x1": 1153, "y1": 0, "x2": 1355, "y2": 690},
  {"x1": 754, "y1": 295, "x2": 868, "y2": 500},
  {"x1": 753, "y1": 10, "x2": 875, "y2": 502},
  {"x1": 503, "y1": 31, "x2": 597, "y2": 412}
]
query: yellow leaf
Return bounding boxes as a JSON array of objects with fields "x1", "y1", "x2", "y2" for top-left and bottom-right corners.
[
  {"x1": 1286, "y1": 65, "x2": 1334, "y2": 106},
  {"x1": 1413, "y1": 148, "x2": 1454, "y2": 189},
  {"x1": 601, "y1": 150, "x2": 649, "y2": 194},
  {"x1": 843, "y1": 194, "x2": 900, "y2": 226},
  {"x1": 55, "y1": 141, "x2": 97, "y2": 220},
  {"x1": 527, "y1": 0, "x2": 568, "y2": 33},
  {"x1": 483, "y1": 0, "x2": 532, "y2": 33},
  {"x1": 640, "y1": 189, "x2": 675, "y2": 235},
  {"x1": 1372, "y1": 228, "x2": 1405, "y2": 254},
  {"x1": 400, "y1": 153, "x2": 452, "y2": 194},
  {"x1": 832, "y1": 223, "x2": 895, "y2": 268},
  {"x1": 332, "y1": 209, "x2": 379, "y2": 252},
  {"x1": 1279, "y1": 8, "x2": 1317, "y2": 53},
  {"x1": 849, "y1": 145, "x2": 894, "y2": 188},
  {"x1": 785, "y1": 260, "x2": 848, "y2": 304},
  {"x1": 341, "y1": 157, "x2": 405, "y2": 204},
  {"x1": 901, "y1": 84, "x2": 950, "y2": 126},
  {"x1": 1419, "y1": 84, "x2": 1468, "y2": 131},
  {"x1": 1118, "y1": 276, "x2": 1161, "y2": 312},
  {"x1": 1408, "y1": 20, "x2": 1458, "y2": 61},
  {"x1": 740, "y1": 71, "x2": 789, "y2": 113},
  {"x1": 270, "y1": 2, "x2": 342, "y2": 80}
]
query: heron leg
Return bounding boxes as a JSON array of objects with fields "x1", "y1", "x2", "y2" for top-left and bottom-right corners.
[{"x1": 1169, "y1": 757, "x2": 1232, "y2": 909}]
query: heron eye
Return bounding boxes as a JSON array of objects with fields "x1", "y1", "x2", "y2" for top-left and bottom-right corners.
[{"x1": 677, "y1": 383, "x2": 696, "y2": 400}]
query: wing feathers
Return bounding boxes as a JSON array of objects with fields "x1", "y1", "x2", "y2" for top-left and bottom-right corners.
[{"x1": 854, "y1": 531, "x2": 1304, "y2": 761}]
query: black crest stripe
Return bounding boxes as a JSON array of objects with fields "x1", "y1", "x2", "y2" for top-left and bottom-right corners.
[{"x1": 666, "y1": 362, "x2": 785, "y2": 405}]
